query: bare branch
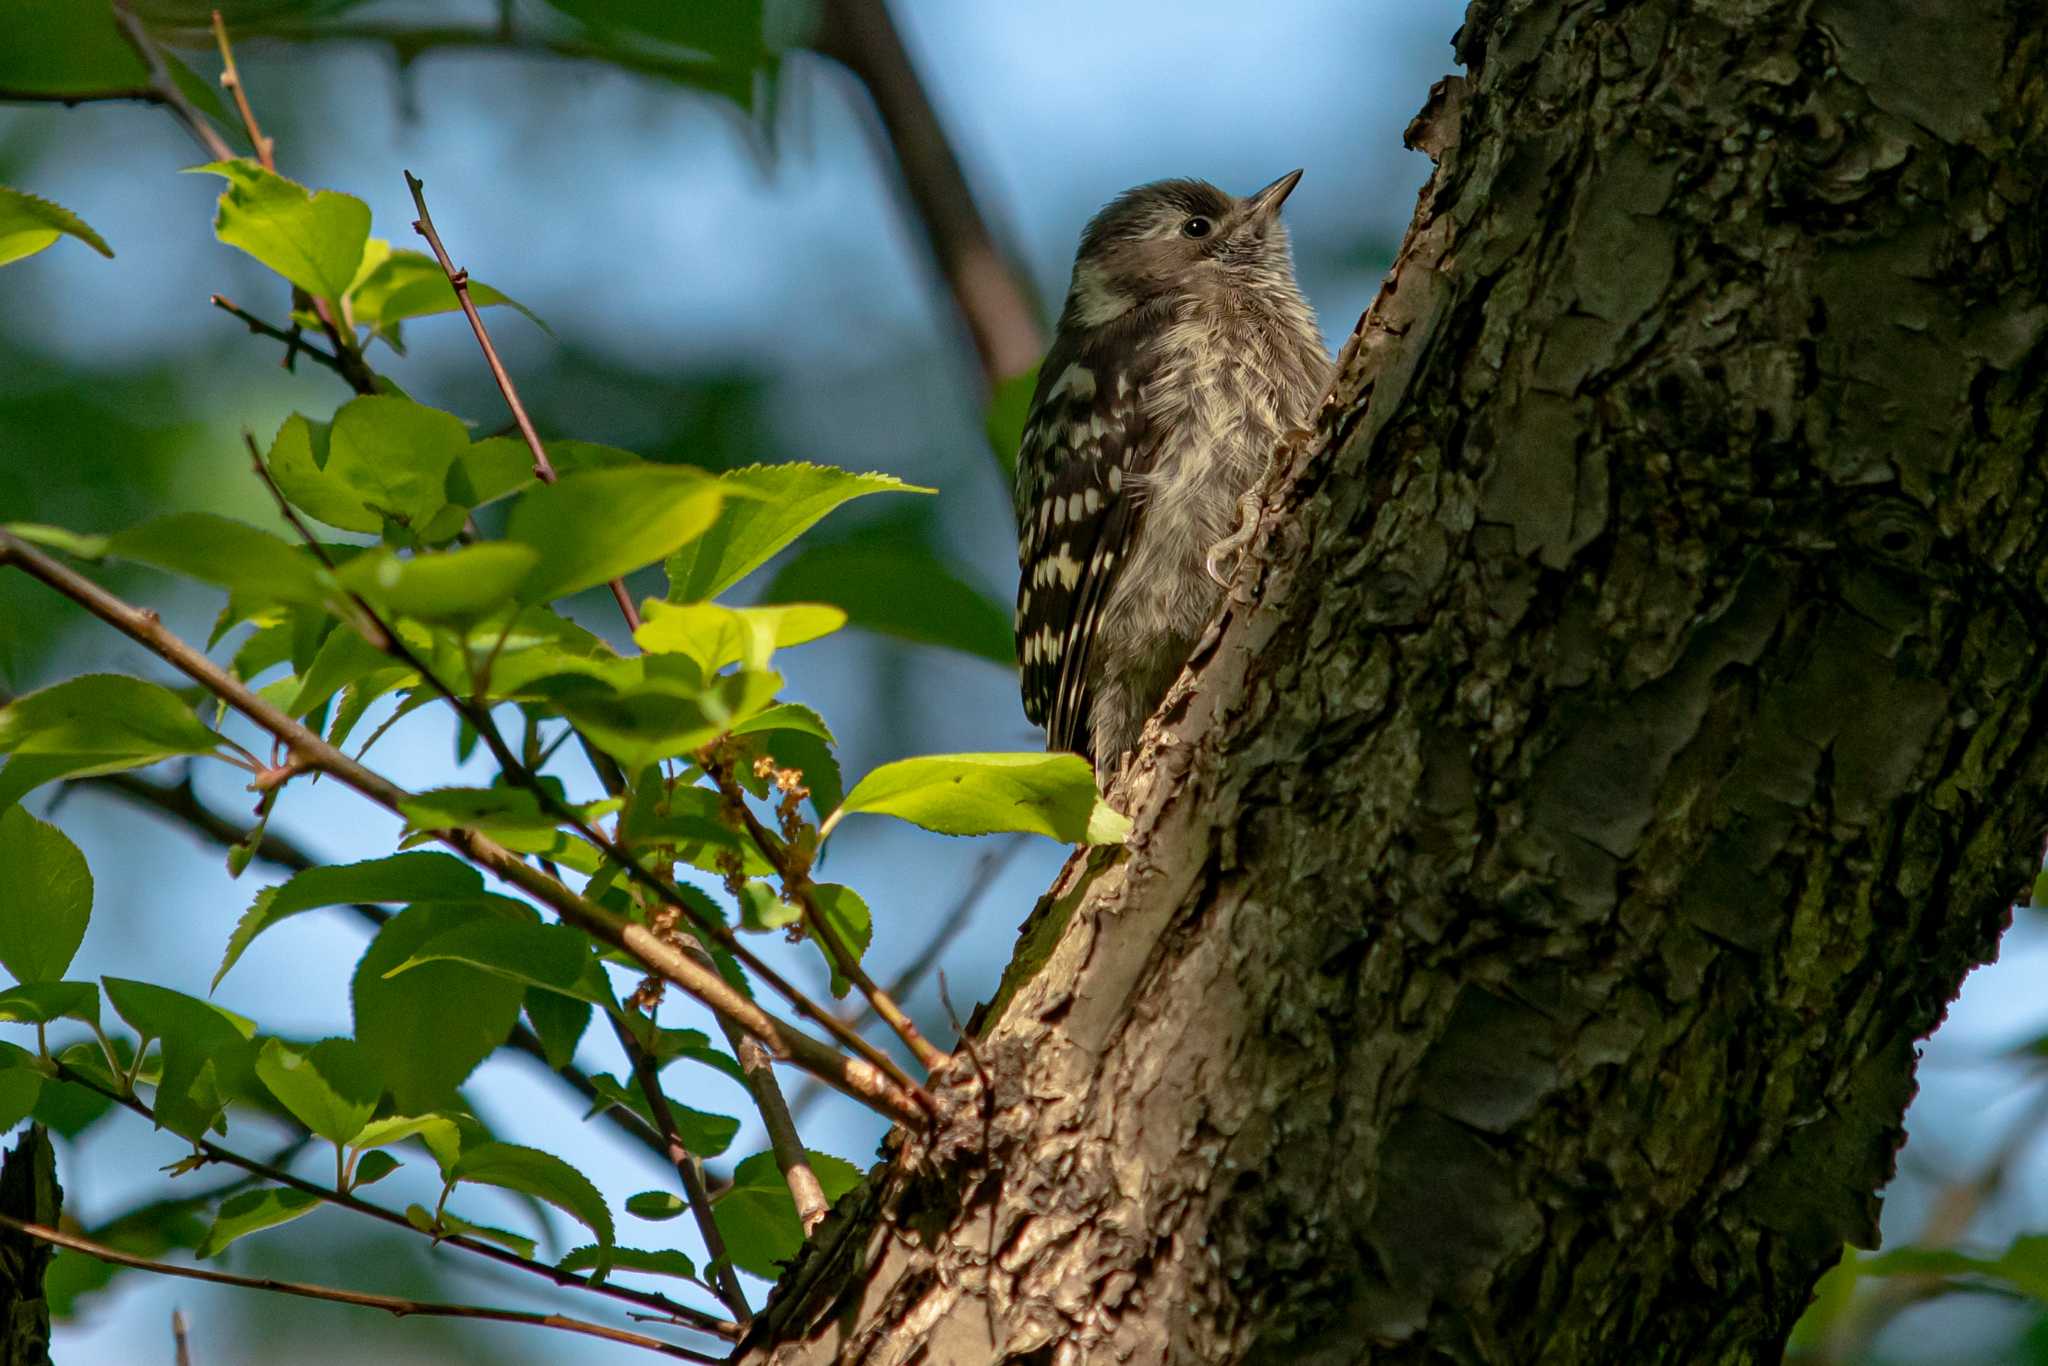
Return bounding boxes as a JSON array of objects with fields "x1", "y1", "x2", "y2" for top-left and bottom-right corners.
[
  {"x1": 209, "y1": 295, "x2": 347, "y2": 380},
  {"x1": 111, "y1": 1, "x2": 233, "y2": 162},
  {"x1": 0, "y1": 1211, "x2": 723, "y2": 1361}
]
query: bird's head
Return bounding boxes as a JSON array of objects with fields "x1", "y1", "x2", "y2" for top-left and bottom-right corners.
[{"x1": 1058, "y1": 170, "x2": 1305, "y2": 329}]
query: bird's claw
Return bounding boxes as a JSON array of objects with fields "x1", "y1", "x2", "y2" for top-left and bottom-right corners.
[{"x1": 1206, "y1": 488, "x2": 1264, "y2": 595}]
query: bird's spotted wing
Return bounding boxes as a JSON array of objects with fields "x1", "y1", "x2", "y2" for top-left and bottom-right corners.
[{"x1": 1014, "y1": 351, "x2": 1151, "y2": 764}]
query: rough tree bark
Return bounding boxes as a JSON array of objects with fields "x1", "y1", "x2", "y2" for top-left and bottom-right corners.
[{"x1": 740, "y1": 1, "x2": 2048, "y2": 1361}]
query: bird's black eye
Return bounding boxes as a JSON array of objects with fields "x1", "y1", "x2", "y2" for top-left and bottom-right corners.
[{"x1": 1181, "y1": 216, "x2": 1212, "y2": 239}]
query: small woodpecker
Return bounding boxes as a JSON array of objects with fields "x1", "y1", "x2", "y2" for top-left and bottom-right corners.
[{"x1": 1013, "y1": 170, "x2": 1330, "y2": 775}]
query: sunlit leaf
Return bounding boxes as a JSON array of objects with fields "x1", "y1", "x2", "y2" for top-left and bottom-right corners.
[
  {"x1": 0, "y1": 980, "x2": 98, "y2": 1027},
  {"x1": 0, "y1": 185, "x2": 112, "y2": 267},
  {"x1": 216, "y1": 853, "x2": 485, "y2": 992},
  {"x1": 823, "y1": 752, "x2": 1127, "y2": 845},
  {"x1": 333, "y1": 544, "x2": 540, "y2": 623},
  {"x1": 189, "y1": 160, "x2": 369, "y2": 300},
  {"x1": 195, "y1": 1187, "x2": 320, "y2": 1260},
  {"x1": 0, "y1": 807, "x2": 92, "y2": 983},
  {"x1": 255, "y1": 1038, "x2": 382, "y2": 1146},
  {"x1": 347, "y1": 247, "x2": 545, "y2": 342},
  {"x1": 665, "y1": 462, "x2": 929, "y2": 602},
  {"x1": 634, "y1": 600, "x2": 844, "y2": 674},
  {"x1": 0, "y1": 675, "x2": 221, "y2": 805},
  {"x1": 324, "y1": 395, "x2": 471, "y2": 531},
  {"x1": 406, "y1": 1202, "x2": 538, "y2": 1259},
  {"x1": 102, "y1": 978, "x2": 259, "y2": 1141},
  {"x1": 508, "y1": 465, "x2": 733, "y2": 604}
]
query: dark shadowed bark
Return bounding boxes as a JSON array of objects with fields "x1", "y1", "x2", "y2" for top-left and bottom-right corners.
[{"x1": 738, "y1": 1, "x2": 2048, "y2": 1361}]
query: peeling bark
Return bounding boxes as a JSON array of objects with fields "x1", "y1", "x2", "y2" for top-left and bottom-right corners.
[{"x1": 739, "y1": 1, "x2": 2048, "y2": 1361}]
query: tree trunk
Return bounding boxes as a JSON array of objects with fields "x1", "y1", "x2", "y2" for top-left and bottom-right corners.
[{"x1": 740, "y1": 1, "x2": 2048, "y2": 1360}]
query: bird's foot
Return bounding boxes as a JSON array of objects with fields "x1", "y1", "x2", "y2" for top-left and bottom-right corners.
[{"x1": 1205, "y1": 486, "x2": 1265, "y2": 599}]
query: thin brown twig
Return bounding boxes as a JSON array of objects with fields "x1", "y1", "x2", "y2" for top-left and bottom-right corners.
[
  {"x1": 172, "y1": 1309, "x2": 193, "y2": 1366},
  {"x1": 111, "y1": 1, "x2": 233, "y2": 162},
  {"x1": 709, "y1": 759, "x2": 948, "y2": 1072},
  {"x1": 398, "y1": 169, "x2": 641, "y2": 631},
  {"x1": 608, "y1": 1015, "x2": 751, "y2": 1322},
  {"x1": 0, "y1": 1212, "x2": 721, "y2": 1361},
  {"x1": 210, "y1": 295, "x2": 348, "y2": 379},
  {"x1": 42, "y1": 1058, "x2": 738, "y2": 1337},
  {"x1": 788, "y1": 834, "x2": 1026, "y2": 1122},
  {"x1": 209, "y1": 10, "x2": 273, "y2": 169},
  {"x1": 731, "y1": 1025, "x2": 829, "y2": 1232},
  {"x1": 0, "y1": 529, "x2": 925, "y2": 1124}
]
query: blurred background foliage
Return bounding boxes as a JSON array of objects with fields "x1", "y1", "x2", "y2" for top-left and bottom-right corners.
[{"x1": 1, "y1": 2, "x2": 2042, "y2": 1362}]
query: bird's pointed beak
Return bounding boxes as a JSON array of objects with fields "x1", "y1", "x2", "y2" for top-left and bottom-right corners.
[{"x1": 1246, "y1": 169, "x2": 1305, "y2": 227}]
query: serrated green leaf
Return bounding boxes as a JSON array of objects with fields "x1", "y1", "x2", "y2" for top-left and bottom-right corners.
[
  {"x1": 323, "y1": 395, "x2": 471, "y2": 531},
  {"x1": 823, "y1": 752, "x2": 1126, "y2": 845},
  {"x1": 348, "y1": 247, "x2": 546, "y2": 339},
  {"x1": 255, "y1": 1038, "x2": 382, "y2": 1146},
  {"x1": 0, "y1": 185, "x2": 113, "y2": 267},
  {"x1": 285, "y1": 624, "x2": 399, "y2": 722},
  {"x1": 809, "y1": 883, "x2": 870, "y2": 999},
  {"x1": 190, "y1": 160, "x2": 369, "y2": 300},
  {"x1": 105, "y1": 512, "x2": 330, "y2": 606},
  {"x1": 102, "y1": 979, "x2": 259, "y2": 1142},
  {"x1": 665, "y1": 462, "x2": 929, "y2": 602},
  {"x1": 195, "y1": 1186, "x2": 320, "y2": 1259},
  {"x1": 712, "y1": 1149, "x2": 863, "y2": 1277},
  {"x1": 388, "y1": 920, "x2": 597, "y2": 1002},
  {"x1": 0, "y1": 676, "x2": 222, "y2": 809},
  {"x1": 453, "y1": 1141, "x2": 613, "y2": 1250},
  {"x1": 216, "y1": 853, "x2": 485, "y2": 992},
  {"x1": 762, "y1": 508, "x2": 1012, "y2": 666},
  {"x1": 559, "y1": 1242, "x2": 698, "y2": 1282},
  {"x1": 523, "y1": 989, "x2": 592, "y2": 1071},
  {"x1": 353, "y1": 906, "x2": 528, "y2": 1112},
  {"x1": 396, "y1": 787, "x2": 614, "y2": 853},
  {"x1": 352, "y1": 1149, "x2": 401, "y2": 1188},
  {"x1": 352, "y1": 1114, "x2": 460, "y2": 1163},
  {"x1": 582, "y1": 1075, "x2": 739, "y2": 1157},
  {"x1": 0, "y1": 807, "x2": 92, "y2": 982},
  {"x1": 0, "y1": 980, "x2": 98, "y2": 1027},
  {"x1": 509, "y1": 465, "x2": 733, "y2": 604},
  {"x1": 264, "y1": 413, "x2": 379, "y2": 534},
  {"x1": 635, "y1": 600, "x2": 844, "y2": 673},
  {"x1": 334, "y1": 544, "x2": 541, "y2": 623}
]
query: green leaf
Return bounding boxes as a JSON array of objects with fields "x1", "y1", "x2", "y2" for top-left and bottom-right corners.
[
  {"x1": 0, "y1": 1042, "x2": 44, "y2": 1132},
  {"x1": 348, "y1": 247, "x2": 546, "y2": 340},
  {"x1": 634, "y1": 600, "x2": 844, "y2": 673},
  {"x1": 411, "y1": 1204, "x2": 538, "y2": 1260},
  {"x1": 286, "y1": 624, "x2": 398, "y2": 721},
  {"x1": 0, "y1": 186, "x2": 113, "y2": 267},
  {"x1": 264, "y1": 414, "x2": 380, "y2": 534},
  {"x1": 546, "y1": 669, "x2": 782, "y2": 773},
  {"x1": 523, "y1": 989, "x2": 591, "y2": 1070},
  {"x1": 387, "y1": 920, "x2": 597, "y2": 1002},
  {"x1": 255, "y1": 1038, "x2": 382, "y2": 1146},
  {"x1": 712, "y1": 1149, "x2": 863, "y2": 1278},
  {"x1": 102, "y1": 979, "x2": 259, "y2": 1142},
  {"x1": 189, "y1": 160, "x2": 369, "y2": 300},
  {"x1": 396, "y1": 787, "x2": 603, "y2": 851},
  {"x1": 352, "y1": 1150, "x2": 401, "y2": 1188},
  {"x1": 216, "y1": 853, "x2": 485, "y2": 992},
  {"x1": 352, "y1": 1114, "x2": 460, "y2": 1163},
  {"x1": 0, "y1": 2, "x2": 225, "y2": 117},
  {"x1": 824, "y1": 752, "x2": 1128, "y2": 845},
  {"x1": 104, "y1": 513, "x2": 328, "y2": 605},
  {"x1": 808, "y1": 883, "x2": 871, "y2": 999},
  {"x1": 333, "y1": 544, "x2": 541, "y2": 622},
  {"x1": 750, "y1": 726, "x2": 842, "y2": 824},
  {"x1": 452, "y1": 1141, "x2": 614, "y2": 1250},
  {"x1": 0, "y1": 675, "x2": 222, "y2": 809},
  {"x1": 324, "y1": 395, "x2": 471, "y2": 531},
  {"x1": 195, "y1": 1187, "x2": 321, "y2": 1260},
  {"x1": 665, "y1": 462, "x2": 929, "y2": 602},
  {"x1": 625, "y1": 1190, "x2": 686, "y2": 1220},
  {"x1": 763, "y1": 508, "x2": 1013, "y2": 666},
  {"x1": 1, "y1": 522, "x2": 111, "y2": 559},
  {"x1": 509, "y1": 465, "x2": 733, "y2": 604},
  {"x1": 582, "y1": 1075, "x2": 739, "y2": 1157},
  {"x1": 559, "y1": 1243, "x2": 697, "y2": 1282},
  {"x1": 0, "y1": 980, "x2": 98, "y2": 1027},
  {"x1": 353, "y1": 905, "x2": 528, "y2": 1112},
  {"x1": 0, "y1": 807, "x2": 92, "y2": 982}
]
